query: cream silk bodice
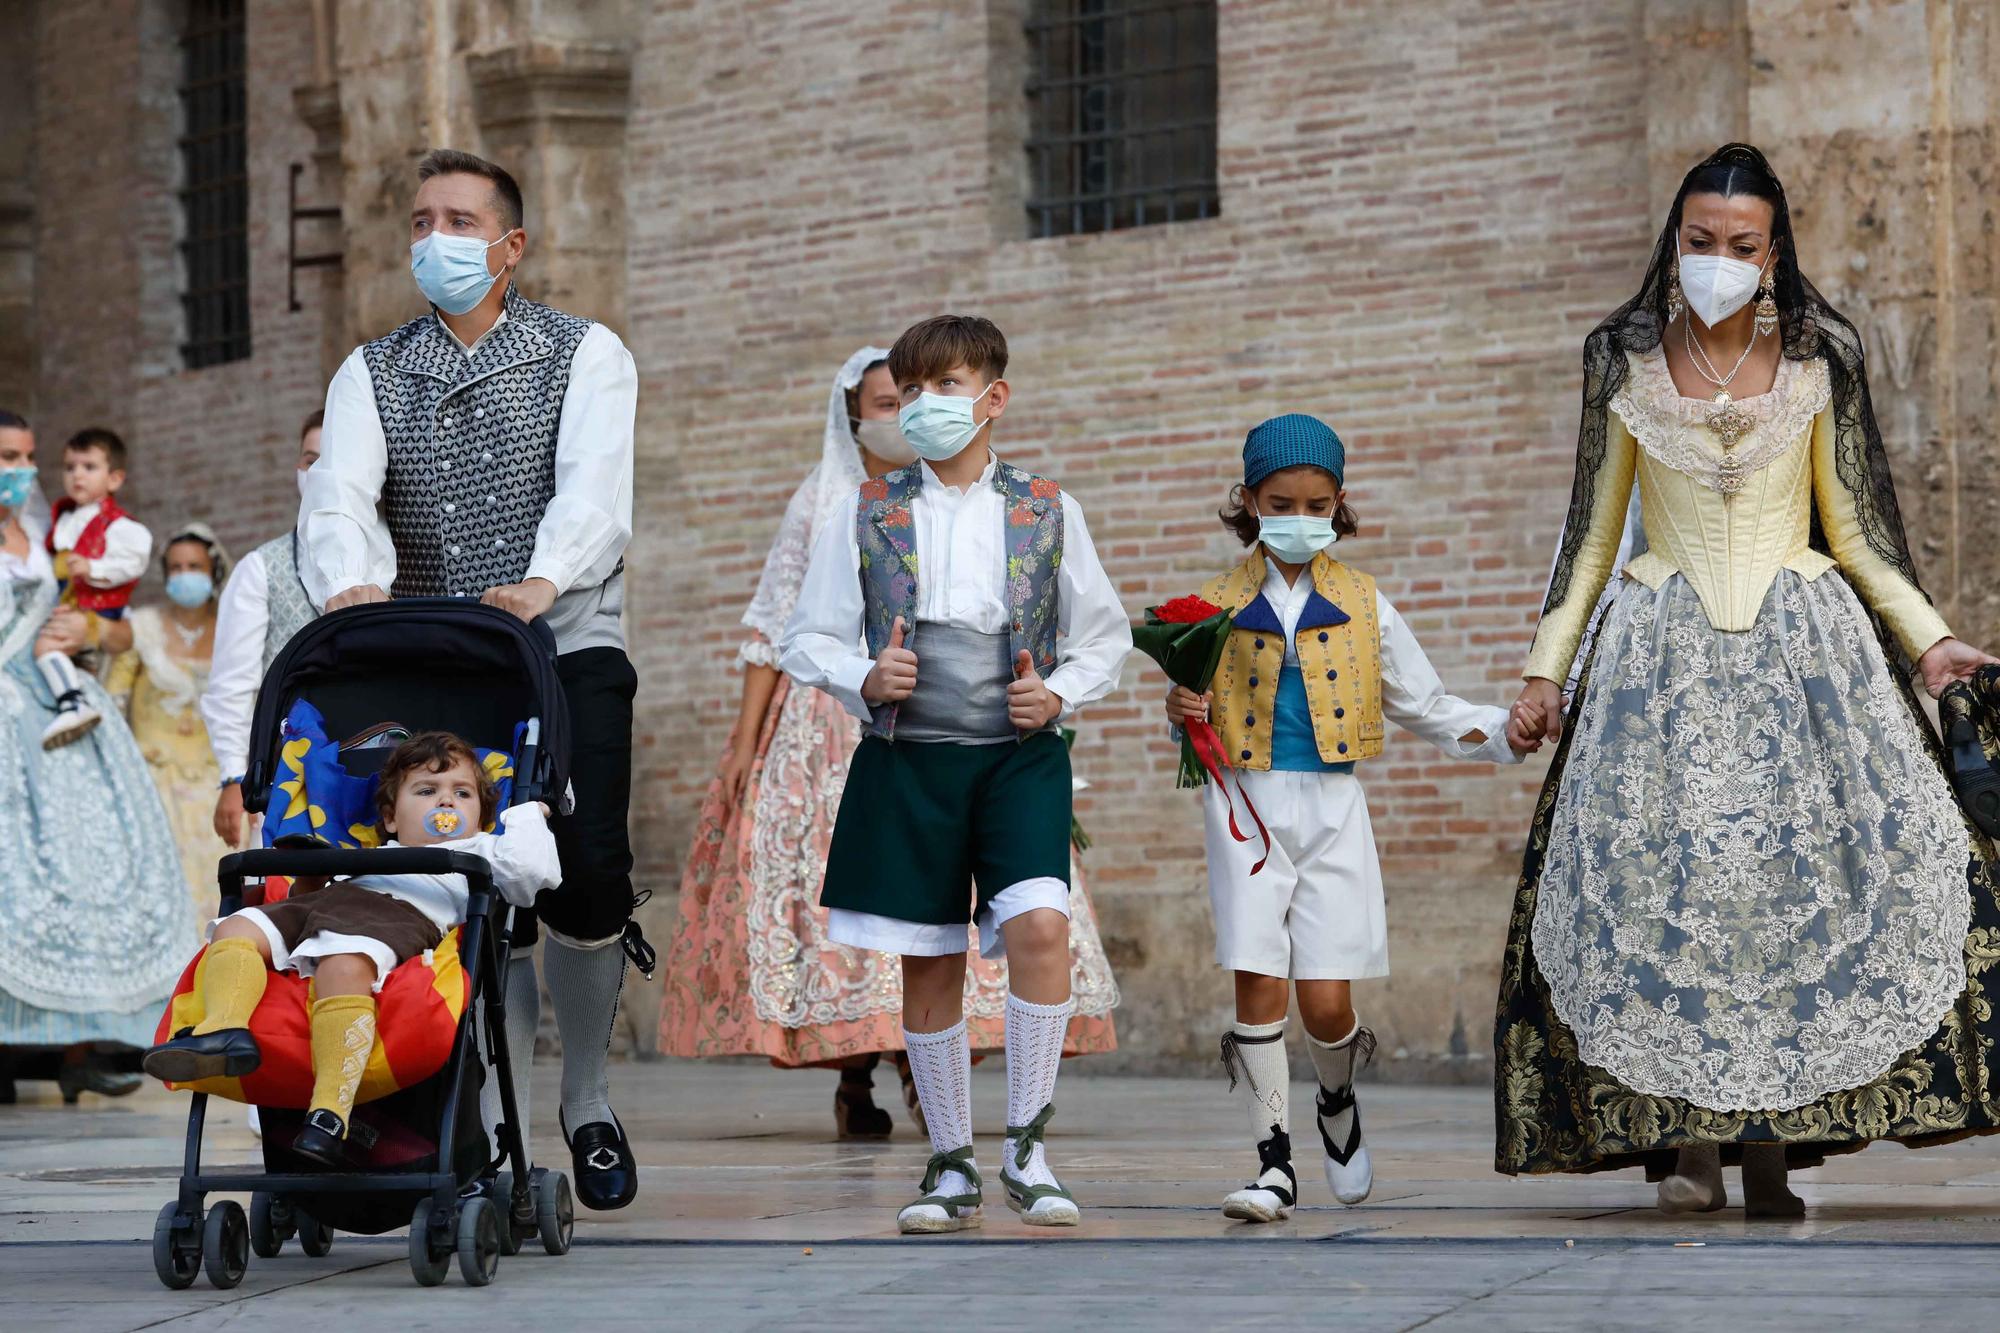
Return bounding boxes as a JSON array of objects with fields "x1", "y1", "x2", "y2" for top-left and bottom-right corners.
[{"x1": 1525, "y1": 348, "x2": 1950, "y2": 684}]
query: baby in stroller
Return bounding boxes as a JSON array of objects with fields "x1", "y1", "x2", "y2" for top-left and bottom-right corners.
[{"x1": 146, "y1": 731, "x2": 558, "y2": 1164}]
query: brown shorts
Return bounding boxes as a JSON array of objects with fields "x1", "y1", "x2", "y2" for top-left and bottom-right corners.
[{"x1": 243, "y1": 882, "x2": 444, "y2": 982}]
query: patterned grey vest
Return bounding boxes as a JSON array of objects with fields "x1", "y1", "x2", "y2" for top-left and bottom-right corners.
[
  {"x1": 361, "y1": 287, "x2": 594, "y2": 598},
  {"x1": 257, "y1": 531, "x2": 316, "y2": 671},
  {"x1": 855, "y1": 460, "x2": 1064, "y2": 740}
]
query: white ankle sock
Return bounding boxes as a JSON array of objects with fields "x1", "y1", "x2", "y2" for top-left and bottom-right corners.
[
  {"x1": 1003, "y1": 994, "x2": 1073, "y2": 1188},
  {"x1": 902, "y1": 1019, "x2": 973, "y2": 1156},
  {"x1": 543, "y1": 931, "x2": 623, "y2": 1131}
]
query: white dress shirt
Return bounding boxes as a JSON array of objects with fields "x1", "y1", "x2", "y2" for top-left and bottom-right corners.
[
  {"x1": 1255, "y1": 560, "x2": 1518, "y2": 765},
  {"x1": 200, "y1": 544, "x2": 269, "y2": 781},
  {"x1": 298, "y1": 312, "x2": 637, "y2": 652},
  {"x1": 52, "y1": 500, "x2": 152, "y2": 586},
  {"x1": 780, "y1": 454, "x2": 1133, "y2": 722}
]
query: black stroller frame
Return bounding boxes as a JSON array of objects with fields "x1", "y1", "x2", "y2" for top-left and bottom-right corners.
[{"x1": 151, "y1": 600, "x2": 576, "y2": 1290}]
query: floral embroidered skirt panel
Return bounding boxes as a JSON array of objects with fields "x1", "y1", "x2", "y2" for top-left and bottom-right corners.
[
  {"x1": 1497, "y1": 570, "x2": 2000, "y2": 1174},
  {"x1": 661, "y1": 675, "x2": 1119, "y2": 1065}
]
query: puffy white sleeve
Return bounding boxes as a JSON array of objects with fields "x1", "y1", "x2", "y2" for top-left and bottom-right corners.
[
  {"x1": 201, "y1": 546, "x2": 269, "y2": 780},
  {"x1": 523, "y1": 324, "x2": 636, "y2": 596},
  {"x1": 1044, "y1": 493, "x2": 1133, "y2": 717},
  {"x1": 1378, "y1": 591, "x2": 1520, "y2": 765},
  {"x1": 88, "y1": 515, "x2": 153, "y2": 587},
  {"x1": 739, "y1": 469, "x2": 822, "y2": 668},
  {"x1": 300, "y1": 348, "x2": 397, "y2": 606},
  {"x1": 778, "y1": 503, "x2": 874, "y2": 723},
  {"x1": 464, "y1": 803, "x2": 563, "y2": 907}
]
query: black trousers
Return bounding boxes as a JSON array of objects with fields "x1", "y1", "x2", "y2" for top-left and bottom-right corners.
[{"x1": 515, "y1": 646, "x2": 637, "y2": 945}]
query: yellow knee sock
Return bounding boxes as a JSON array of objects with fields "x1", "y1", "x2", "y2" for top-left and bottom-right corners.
[
  {"x1": 192, "y1": 936, "x2": 269, "y2": 1034},
  {"x1": 307, "y1": 994, "x2": 378, "y2": 1126}
]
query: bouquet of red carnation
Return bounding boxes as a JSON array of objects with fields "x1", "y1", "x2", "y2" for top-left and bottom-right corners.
[
  {"x1": 1132, "y1": 593, "x2": 1270, "y2": 872},
  {"x1": 1131, "y1": 595, "x2": 1236, "y2": 790}
]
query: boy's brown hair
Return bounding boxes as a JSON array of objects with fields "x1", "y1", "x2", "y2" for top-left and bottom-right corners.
[
  {"x1": 887, "y1": 315, "x2": 1009, "y2": 388},
  {"x1": 374, "y1": 731, "x2": 499, "y2": 837},
  {"x1": 65, "y1": 426, "x2": 129, "y2": 473}
]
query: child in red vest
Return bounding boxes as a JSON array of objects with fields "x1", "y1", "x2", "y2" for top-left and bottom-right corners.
[{"x1": 40, "y1": 427, "x2": 150, "y2": 749}]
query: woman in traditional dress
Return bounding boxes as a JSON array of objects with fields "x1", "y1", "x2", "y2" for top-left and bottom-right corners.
[
  {"x1": 108, "y1": 523, "x2": 235, "y2": 921},
  {"x1": 660, "y1": 346, "x2": 1119, "y2": 1137},
  {"x1": 0, "y1": 418, "x2": 195, "y2": 1099},
  {"x1": 1498, "y1": 144, "x2": 2000, "y2": 1216}
]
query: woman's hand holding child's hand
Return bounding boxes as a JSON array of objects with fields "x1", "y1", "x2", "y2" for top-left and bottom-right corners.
[
  {"x1": 1164, "y1": 686, "x2": 1212, "y2": 727},
  {"x1": 862, "y1": 616, "x2": 919, "y2": 704},
  {"x1": 1507, "y1": 678, "x2": 1565, "y2": 756}
]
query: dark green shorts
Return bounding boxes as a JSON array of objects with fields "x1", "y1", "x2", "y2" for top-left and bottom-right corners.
[{"x1": 821, "y1": 732, "x2": 1073, "y2": 926}]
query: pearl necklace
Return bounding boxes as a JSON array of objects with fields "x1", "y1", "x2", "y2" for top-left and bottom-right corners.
[
  {"x1": 169, "y1": 616, "x2": 207, "y2": 650},
  {"x1": 1683, "y1": 318, "x2": 1761, "y2": 457}
]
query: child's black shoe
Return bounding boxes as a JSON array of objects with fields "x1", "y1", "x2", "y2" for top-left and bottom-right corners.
[
  {"x1": 143, "y1": 1027, "x2": 261, "y2": 1084},
  {"x1": 291, "y1": 1108, "x2": 348, "y2": 1166}
]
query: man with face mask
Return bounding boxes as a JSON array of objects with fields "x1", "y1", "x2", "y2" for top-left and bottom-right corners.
[{"x1": 297, "y1": 149, "x2": 643, "y2": 1211}]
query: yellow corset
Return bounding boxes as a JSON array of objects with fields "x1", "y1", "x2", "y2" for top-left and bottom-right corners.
[{"x1": 1613, "y1": 351, "x2": 1834, "y2": 632}]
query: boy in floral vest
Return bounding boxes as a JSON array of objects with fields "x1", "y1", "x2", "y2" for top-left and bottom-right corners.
[
  {"x1": 41, "y1": 427, "x2": 151, "y2": 749},
  {"x1": 782, "y1": 315, "x2": 1132, "y2": 1233}
]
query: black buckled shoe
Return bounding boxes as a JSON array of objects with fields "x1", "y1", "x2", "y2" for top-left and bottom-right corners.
[
  {"x1": 143, "y1": 1027, "x2": 262, "y2": 1084},
  {"x1": 562, "y1": 1110, "x2": 638, "y2": 1211},
  {"x1": 290, "y1": 1108, "x2": 348, "y2": 1166}
]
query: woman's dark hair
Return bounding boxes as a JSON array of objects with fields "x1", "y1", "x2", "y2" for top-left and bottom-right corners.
[
  {"x1": 844, "y1": 357, "x2": 889, "y2": 432},
  {"x1": 1219, "y1": 465, "x2": 1358, "y2": 548}
]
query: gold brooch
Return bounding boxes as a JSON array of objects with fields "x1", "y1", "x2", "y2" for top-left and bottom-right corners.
[{"x1": 1705, "y1": 391, "x2": 1756, "y2": 451}]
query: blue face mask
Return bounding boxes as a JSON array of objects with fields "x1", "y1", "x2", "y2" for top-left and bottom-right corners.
[
  {"x1": 0, "y1": 466, "x2": 35, "y2": 512},
  {"x1": 897, "y1": 382, "x2": 996, "y2": 463},
  {"x1": 165, "y1": 571, "x2": 214, "y2": 608},
  {"x1": 409, "y1": 229, "x2": 516, "y2": 316},
  {"x1": 1258, "y1": 515, "x2": 1337, "y2": 565}
]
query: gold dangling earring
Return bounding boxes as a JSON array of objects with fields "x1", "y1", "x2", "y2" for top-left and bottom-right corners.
[
  {"x1": 1754, "y1": 266, "x2": 1778, "y2": 339},
  {"x1": 1666, "y1": 263, "x2": 1685, "y2": 324}
]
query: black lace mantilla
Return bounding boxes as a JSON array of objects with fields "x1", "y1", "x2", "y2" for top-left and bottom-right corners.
[{"x1": 1542, "y1": 144, "x2": 1927, "y2": 663}]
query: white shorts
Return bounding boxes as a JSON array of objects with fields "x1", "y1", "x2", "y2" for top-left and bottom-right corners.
[
  {"x1": 826, "y1": 877, "x2": 1071, "y2": 960},
  {"x1": 1204, "y1": 768, "x2": 1388, "y2": 980}
]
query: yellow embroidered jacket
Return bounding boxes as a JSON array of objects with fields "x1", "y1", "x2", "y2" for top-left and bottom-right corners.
[{"x1": 1198, "y1": 549, "x2": 1384, "y2": 769}]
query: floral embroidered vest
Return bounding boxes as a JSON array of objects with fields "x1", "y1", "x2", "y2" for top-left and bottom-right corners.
[
  {"x1": 855, "y1": 459, "x2": 1064, "y2": 740},
  {"x1": 1199, "y1": 549, "x2": 1384, "y2": 769}
]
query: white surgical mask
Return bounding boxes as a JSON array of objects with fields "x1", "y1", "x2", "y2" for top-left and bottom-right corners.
[
  {"x1": 1257, "y1": 515, "x2": 1337, "y2": 565},
  {"x1": 1678, "y1": 251, "x2": 1767, "y2": 328},
  {"x1": 853, "y1": 417, "x2": 917, "y2": 466},
  {"x1": 296, "y1": 469, "x2": 310, "y2": 499},
  {"x1": 897, "y1": 383, "x2": 996, "y2": 463},
  {"x1": 410, "y1": 229, "x2": 516, "y2": 316}
]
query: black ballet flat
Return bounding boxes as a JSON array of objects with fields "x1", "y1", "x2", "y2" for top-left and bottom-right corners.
[
  {"x1": 290, "y1": 1108, "x2": 348, "y2": 1166},
  {"x1": 143, "y1": 1027, "x2": 262, "y2": 1084},
  {"x1": 562, "y1": 1110, "x2": 638, "y2": 1211}
]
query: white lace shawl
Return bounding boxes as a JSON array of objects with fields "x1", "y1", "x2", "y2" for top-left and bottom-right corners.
[{"x1": 737, "y1": 345, "x2": 892, "y2": 667}]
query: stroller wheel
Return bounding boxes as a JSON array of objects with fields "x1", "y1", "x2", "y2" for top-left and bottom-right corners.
[
  {"x1": 202, "y1": 1200, "x2": 249, "y2": 1289},
  {"x1": 151, "y1": 1201, "x2": 201, "y2": 1290},
  {"x1": 457, "y1": 1195, "x2": 501, "y2": 1287},
  {"x1": 490, "y1": 1172, "x2": 524, "y2": 1256},
  {"x1": 296, "y1": 1209, "x2": 334, "y2": 1258},
  {"x1": 249, "y1": 1191, "x2": 293, "y2": 1258},
  {"x1": 534, "y1": 1169, "x2": 575, "y2": 1255},
  {"x1": 407, "y1": 1198, "x2": 451, "y2": 1287}
]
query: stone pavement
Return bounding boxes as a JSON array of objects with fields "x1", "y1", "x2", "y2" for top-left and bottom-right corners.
[{"x1": 5, "y1": 1060, "x2": 2000, "y2": 1330}]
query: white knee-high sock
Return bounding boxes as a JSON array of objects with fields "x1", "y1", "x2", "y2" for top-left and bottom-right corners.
[
  {"x1": 1223, "y1": 1019, "x2": 1290, "y2": 1145},
  {"x1": 1003, "y1": 994, "x2": 1073, "y2": 1188},
  {"x1": 1305, "y1": 1019, "x2": 1373, "y2": 1153},
  {"x1": 544, "y1": 930, "x2": 623, "y2": 1131},
  {"x1": 480, "y1": 951, "x2": 541, "y2": 1161},
  {"x1": 901, "y1": 1019, "x2": 973, "y2": 1157}
]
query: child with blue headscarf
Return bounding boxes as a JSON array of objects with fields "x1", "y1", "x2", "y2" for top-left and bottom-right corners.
[{"x1": 1155, "y1": 414, "x2": 1539, "y2": 1223}]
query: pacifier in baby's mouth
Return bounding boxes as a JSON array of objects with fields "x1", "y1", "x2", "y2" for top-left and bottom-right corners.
[{"x1": 423, "y1": 807, "x2": 467, "y2": 839}]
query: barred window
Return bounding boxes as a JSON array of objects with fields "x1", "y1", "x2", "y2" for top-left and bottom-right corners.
[
  {"x1": 178, "y1": 0, "x2": 250, "y2": 369},
  {"x1": 1024, "y1": 1, "x2": 1219, "y2": 239}
]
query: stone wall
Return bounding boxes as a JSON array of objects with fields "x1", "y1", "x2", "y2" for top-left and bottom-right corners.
[{"x1": 6, "y1": 0, "x2": 1996, "y2": 1074}]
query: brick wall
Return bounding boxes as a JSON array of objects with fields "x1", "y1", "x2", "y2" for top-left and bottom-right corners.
[
  {"x1": 29, "y1": 0, "x2": 326, "y2": 574},
  {"x1": 622, "y1": 0, "x2": 1655, "y2": 1071}
]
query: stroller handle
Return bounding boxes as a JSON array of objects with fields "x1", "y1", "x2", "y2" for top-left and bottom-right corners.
[{"x1": 218, "y1": 846, "x2": 499, "y2": 886}]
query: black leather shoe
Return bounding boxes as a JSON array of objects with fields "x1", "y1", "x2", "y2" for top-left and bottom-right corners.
[
  {"x1": 291, "y1": 1108, "x2": 348, "y2": 1166},
  {"x1": 143, "y1": 1027, "x2": 262, "y2": 1084},
  {"x1": 563, "y1": 1111, "x2": 638, "y2": 1211}
]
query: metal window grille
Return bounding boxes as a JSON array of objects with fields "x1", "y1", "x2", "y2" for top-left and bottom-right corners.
[
  {"x1": 178, "y1": 0, "x2": 250, "y2": 369},
  {"x1": 1024, "y1": 0, "x2": 1218, "y2": 239}
]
